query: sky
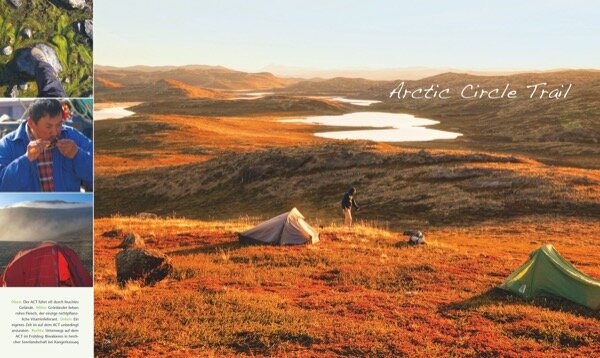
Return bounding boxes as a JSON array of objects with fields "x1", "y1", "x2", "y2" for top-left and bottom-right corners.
[
  {"x1": 0, "y1": 193, "x2": 93, "y2": 208},
  {"x1": 95, "y1": 0, "x2": 600, "y2": 71}
]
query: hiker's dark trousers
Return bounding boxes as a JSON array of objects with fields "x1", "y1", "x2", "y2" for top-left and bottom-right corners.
[{"x1": 35, "y1": 62, "x2": 66, "y2": 97}]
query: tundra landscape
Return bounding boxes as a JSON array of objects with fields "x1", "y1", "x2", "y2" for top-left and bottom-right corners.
[{"x1": 94, "y1": 65, "x2": 600, "y2": 357}]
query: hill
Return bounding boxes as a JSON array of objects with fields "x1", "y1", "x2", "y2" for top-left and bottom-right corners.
[
  {"x1": 131, "y1": 95, "x2": 348, "y2": 117},
  {"x1": 261, "y1": 64, "x2": 592, "y2": 81},
  {"x1": 164, "y1": 80, "x2": 233, "y2": 99},
  {"x1": 276, "y1": 70, "x2": 600, "y2": 168},
  {"x1": 94, "y1": 68, "x2": 600, "y2": 356},
  {"x1": 94, "y1": 216, "x2": 600, "y2": 357},
  {"x1": 95, "y1": 142, "x2": 599, "y2": 225},
  {"x1": 95, "y1": 69, "x2": 600, "y2": 168},
  {"x1": 95, "y1": 65, "x2": 296, "y2": 102},
  {"x1": 96, "y1": 77, "x2": 125, "y2": 89},
  {"x1": 280, "y1": 77, "x2": 395, "y2": 95},
  {"x1": 95, "y1": 64, "x2": 229, "y2": 73}
]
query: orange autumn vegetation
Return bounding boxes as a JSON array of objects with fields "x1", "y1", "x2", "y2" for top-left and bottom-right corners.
[
  {"x1": 96, "y1": 77, "x2": 125, "y2": 89},
  {"x1": 94, "y1": 153, "x2": 207, "y2": 176},
  {"x1": 166, "y1": 80, "x2": 233, "y2": 99},
  {"x1": 94, "y1": 216, "x2": 600, "y2": 357},
  {"x1": 153, "y1": 114, "x2": 326, "y2": 150},
  {"x1": 94, "y1": 114, "x2": 600, "y2": 202},
  {"x1": 94, "y1": 114, "x2": 326, "y2": 176}
]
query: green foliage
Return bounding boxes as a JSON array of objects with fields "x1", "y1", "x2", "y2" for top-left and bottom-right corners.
[
  {"x1": 76, "y1": 44, "x2": 92, "y2": 64},
  {"x1": 11, "y1": 23, "x2": 28, "y2": 49},
  {"x1": 23, "y1": 18, "x2": 43, "y2": 33},
  {"x1": 69, "y1": 50, "x2": 78, "y2": 66},
  {"x1": 56, "y1": 14, "x2": 69, "y2": 34},
  {"x1": 0, "y1": 16, "x2": 16, "y2": 47},
  {"x1": 65, "y1": 28, "x2": 76, "y2": 42},
  {"x1": 65, "y1": 82, "x2": 80, "y2": 98},
  {"x1": 77, "y1": 65, "x2": 87, "y2": 80},
  {"x1": 0, "y1": 0, "x2": 93, "y2": 97},
  {"x1": 50, "y1": 34, "x2": 69, "y2": 67}
]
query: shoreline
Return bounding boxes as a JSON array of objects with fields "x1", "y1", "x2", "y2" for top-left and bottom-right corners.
[{"x1": 93, "y1": 102, "x2": 142, "y2": 110}]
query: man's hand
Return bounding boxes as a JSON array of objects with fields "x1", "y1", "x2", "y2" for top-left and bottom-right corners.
[
  {"x1": 56, "y1": 139, "x2": 79, "y2": 159},
  {"x1": 26, "y1": 140, "x2": 49, "y2": 162}
]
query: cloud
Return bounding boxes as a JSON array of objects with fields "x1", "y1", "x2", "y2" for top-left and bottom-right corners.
[
  {"x1": 7, "y1": 201, "x2": 93, "y2": 210},
  {"x1": 0, "y1": 205, "x2": 92, "y2": 242}
]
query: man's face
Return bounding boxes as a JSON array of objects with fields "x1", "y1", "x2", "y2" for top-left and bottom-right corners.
[{"x1": 28, "y1": 113, "x2": 63, "y2": 141}]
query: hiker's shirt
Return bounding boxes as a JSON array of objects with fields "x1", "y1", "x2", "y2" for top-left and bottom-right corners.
[
  {"x1": 341, "y1": 193, "x2": 359, "y2": 210},
  {"x1": 27, "y1": 125, "x2": 55, "y2": 192}
]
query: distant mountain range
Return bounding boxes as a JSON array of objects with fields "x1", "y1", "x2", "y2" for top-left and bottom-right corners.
[
  {"x1": 96, "y1": 64, "x2": 230, "y2": 72},
  {"x1": 98, "y1": 64, "x2": 600, "y2": 82},
  {"x1": 95, "y1": 64, "x2": 600, "y2": 102},
  {"x1": 259, "y1": 64, "x2": 546, "y2": 80},
  {"x1": 95, "y1": 65, "x2": 294, "y2": 90},
  {"x1": 94, "y1": 65, "x2": 600, "y2": 168},
  {"x1": 95, "y1": 65, "x2": 297, "y2": 102}
]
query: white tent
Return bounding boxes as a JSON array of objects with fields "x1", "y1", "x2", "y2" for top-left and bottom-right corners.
[{"x1": 238, "y1": 208, "x2": 319, "y2": 245}]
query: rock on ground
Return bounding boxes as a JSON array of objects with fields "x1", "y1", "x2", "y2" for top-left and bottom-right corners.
[
  {"x1": 9, "y1": 86, "x2": 18, "y2": 98},
  {"x1": 116, "y1": 248, "x2": 173, "y2": 286},
  {"x1": 137, "y1": 212, "x2": 159, "y2": 219},
  {"x1": 102, "y1": 228, "x2": 124, "y2": 238},
  {"x1": 9, "y1": 0, "x2": 22, "y2": 8},
  {"x1": 59, "y1": 0, "x2": 87, "y2": 9},
  {"x1": 21, "y1": 28, "x2": 32, "y2": 39},
  {"x1": 117, "y1": 233, "x2": 145, "y2": 249},
  {"x1": 84, "y1": 20, "x2": 93, "y2": 40}
]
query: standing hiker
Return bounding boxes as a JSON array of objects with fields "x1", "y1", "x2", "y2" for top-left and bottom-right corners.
[{"x1": 341, "y1": 187, "x2": 360, "y2": 226}]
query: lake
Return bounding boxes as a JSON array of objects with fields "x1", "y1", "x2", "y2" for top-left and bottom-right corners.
[
  {"x1": 231, "y1": 93, "x2": 381, "y2": 106},
  {"x1": 230, "y1": 92, "x2": 275, "y2": 100},
  {"x1": 94, "y1": 104, "x2": 138, "y2": 120},
  {"x1": 281, "y1": 112, "x2": 462, "y2": 142},
  {"x1": 323, "y1": 97, "x2": 381, "y2": 106}
]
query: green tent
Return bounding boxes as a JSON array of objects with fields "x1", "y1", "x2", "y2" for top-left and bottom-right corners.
[{"x1": 499, "y1": 244, "x2": 600, "y2": 310}]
